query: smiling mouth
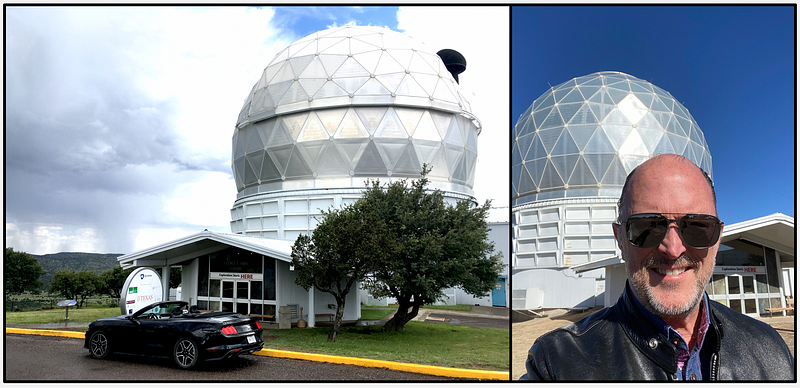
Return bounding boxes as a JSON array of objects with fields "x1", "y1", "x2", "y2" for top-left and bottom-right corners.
[{"x1": 652, "y1": 267, "x2": 691, "y2": 276}]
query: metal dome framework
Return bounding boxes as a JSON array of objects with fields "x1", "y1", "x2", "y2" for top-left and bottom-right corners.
[
  {"x1": 232, "y1": 26, "x2": 481, "y2": 201},
  {"x1": 230, "y1": 26, "x2": 482, "y2": 240},
  {"x1": 512, "y1": 71, "x2": 713, "y2": 206}
]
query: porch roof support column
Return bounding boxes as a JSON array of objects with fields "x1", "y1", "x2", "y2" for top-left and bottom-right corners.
[{"x1": 308, "y1": 287, "x2": 315, "y2": 328}]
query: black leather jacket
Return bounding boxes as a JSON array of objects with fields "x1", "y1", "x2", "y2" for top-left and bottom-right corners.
[{"x1": 520, "y1": 284, "x2": 795, "y2": 380}]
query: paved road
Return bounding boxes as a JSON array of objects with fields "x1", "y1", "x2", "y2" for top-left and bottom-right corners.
[{"x1": 4, "y1": 334, "x2": 453, "y2": 381}]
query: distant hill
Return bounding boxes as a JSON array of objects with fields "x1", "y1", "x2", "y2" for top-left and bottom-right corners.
[{"x1": 33, "y1": 252, "x2": 124, "y2": 287}]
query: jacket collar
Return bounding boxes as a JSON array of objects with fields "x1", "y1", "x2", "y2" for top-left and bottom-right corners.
[
  {"x1": 616, "y1": 282, "x2": 724, "y2": 376},
  {"x1": 616, "y1": 283, "x2": 677, "y2": 373}
]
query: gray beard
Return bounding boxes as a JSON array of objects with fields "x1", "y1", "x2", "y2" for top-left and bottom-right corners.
[{"x1": 628, "y1": 254, "x2": 714, "y2": 319}]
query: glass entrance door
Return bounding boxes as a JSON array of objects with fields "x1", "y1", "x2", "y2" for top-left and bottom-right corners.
[
  {"x1": 236, "y1": 281, "x2": 250, "y2": 315},
  {"x1": 221, "y1": 280, "x2": 235, "y2": 312},
  {"x1": 724, "y1": 275, "x2": 758, "y2": 317},
  {"x1": 220, "y1": 280, "x2": 252, "y2": 314}
]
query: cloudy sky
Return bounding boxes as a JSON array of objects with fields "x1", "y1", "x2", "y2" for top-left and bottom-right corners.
[{"x1": 5, "y1": 6, "x2": 510, "y2": 255}]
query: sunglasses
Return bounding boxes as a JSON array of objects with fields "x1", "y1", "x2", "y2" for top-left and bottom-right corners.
[{"x1": 620, "y1": 213, "x2": 723, "y2": 249}]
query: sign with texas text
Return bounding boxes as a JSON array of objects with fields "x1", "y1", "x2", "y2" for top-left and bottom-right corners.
[{"x1": 119, "y1": 267, "x2": 164, "y2": 315}]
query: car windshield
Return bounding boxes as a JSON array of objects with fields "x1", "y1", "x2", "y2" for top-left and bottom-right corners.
[{"x1": 137, "y1": 302, "x2": 186, "y2": 317}]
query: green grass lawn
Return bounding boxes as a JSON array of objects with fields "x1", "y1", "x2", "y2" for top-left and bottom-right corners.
[
  {"x1": 359, "y1": 309, "x2": 394, "y2": 320},
  {"x1": 5, "y1": 306, "x2": 120, "y2": 325},
  {"x1": 262, "y1": 321, "x2": 508, "y2": 371}
]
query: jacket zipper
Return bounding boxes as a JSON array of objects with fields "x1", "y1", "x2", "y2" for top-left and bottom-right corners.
[{"x1": 710, "y1": 353, "x2": 718, "y2": 380}]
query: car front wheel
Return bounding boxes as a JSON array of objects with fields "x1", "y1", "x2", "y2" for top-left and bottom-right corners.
[
  {"x1": 89, "y1": 330, "x2": 111, "y2": 359},
  {"x1": 173, "y1": 336, "x2": 199, "y2": 369}
]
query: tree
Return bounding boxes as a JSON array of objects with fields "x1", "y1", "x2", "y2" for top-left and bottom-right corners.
[
  {"x1": 100, "y1": 266, "x2": 134, "y2": 299},
  {"x1": 5, "y1": 248, "x2": 46, "y2": 294},
  {"x1": 291, "y1": 200, "x2": 397, "y2": 342},
  {"x1": 361, "y1": 166, "x2": 504, "y2": 331},
  {"x1": 170, "y1": 267, "x2": 182, "y2": 289},
  {"x1": 49, "y1": 269, "x2": 103, "y2": 308}
]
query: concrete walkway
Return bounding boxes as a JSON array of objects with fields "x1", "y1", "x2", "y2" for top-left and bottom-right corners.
[{"x1": 376, "y1": 305, "x2": 509, "y2": 328}]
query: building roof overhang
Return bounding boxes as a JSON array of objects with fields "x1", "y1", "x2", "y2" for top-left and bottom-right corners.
[
  {"x1": 568, "y1": 213, "x2": 796, "y2": 273},
  {"x1": 117, "y1": 230, "x2": 295, "y2": 269},
  {"x1": 571, "y1": 255, "x2": 624, "y2": 274},
  {"x1": 721, "y1": 212, "x2": 794, "y2": 259}
]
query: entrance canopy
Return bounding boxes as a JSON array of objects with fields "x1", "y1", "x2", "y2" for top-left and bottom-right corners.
[
  {"x1": 722, "y1": 213, "x2": 794, "y2": 264},
  {"x1": 118, "y1": 230, "x2": 294, "y2": 269}
]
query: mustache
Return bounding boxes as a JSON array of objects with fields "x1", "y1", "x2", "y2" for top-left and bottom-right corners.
[{"x1": 643, "y1": 254, "x2": 702, "y2": 269}]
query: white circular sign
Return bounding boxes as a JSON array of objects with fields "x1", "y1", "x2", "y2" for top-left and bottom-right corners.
[{"x1": 119, "y1": 267, "x2": 163, "y2": 315}]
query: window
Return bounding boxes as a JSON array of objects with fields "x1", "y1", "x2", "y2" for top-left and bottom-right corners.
[
  {"x1": 210, "y1": 280, "x2": 221, "y2": 297},
  {"x1": 742, "y1": 276, "x2": 755, "y2": 294},
  {"x1": 198, "y1": 256, "x2": 209, "y2": 296},
  {"x1": 717, "y1": 240, "x2": 764, "y2": 266},
  {"x1": 264, "y1": 258, "x2": 276, "y2": 300},
  {"x1": 251, "y1": 281, "x2": 263, "y2": 300},
  {"x1": 728, "y1": 277, "x2": 740, "y2": 294}
]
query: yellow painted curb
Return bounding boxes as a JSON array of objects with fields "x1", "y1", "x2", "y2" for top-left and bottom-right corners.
[
  {"x1": 5, "y1": 328, "x2": 508, "y2": 380},
  {"x1": 6, "y1": 327, "x2": 85, "y2": 339},
  {"x1": 253, "y1": 348, "x2": 509, "y2": 380}
]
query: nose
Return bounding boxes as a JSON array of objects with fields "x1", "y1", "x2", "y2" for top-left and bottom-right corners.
[{"x1": 658, "y1": 222, "x2": 686, "y2": 259}]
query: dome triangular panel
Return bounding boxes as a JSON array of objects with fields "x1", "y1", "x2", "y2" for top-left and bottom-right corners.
[
  {"x1": 314, "y1": 143, "x2": 350, "y2": 176},
  {"x1": 395, "y1": 107, "x2": 424, "y2": 136},
  {"x1": 517, "y1": 165, "x2": 536, "y2": 194},
  {"x1": 288, "y1": 55, "x2": 315, "y2": 77},
  {"x1": 600, "y1": 157, "x2": 627, "y2": 185},
  {"x1": 584, "y1": 153, "x2": 616, "y2": 183},
  {"x1": 354, "y1": 77, "x2": 391, "y2": 96},
  {"x1": 374, "y1": 109, "x2": 408, "y2": 138},
  {"x1": 354, "y1": 141, "x2": 387, "y2": 175},
  {"x1": 259, "y1": 150, "x2": 282, "y2": 182},
  {"x1": 335, "y1": 109, "x2": 369, "y2": 139},
  {"x1": 566, "y1": 124, "x2": 596, "y2": 150},
  {"x1": 318, "y1": 54, "x2": 348, "y2": 76},
  {"x1": 284, "y1": 145, "x2": 312, "y2": 178},
  {"x1": 335, "y1": 139, "x2": 369, "y2": 169},
  {"x1": 395, "y1": 74, "x2": 427, "y2": 98},
  {"x1": 539, "y1": 160, "x2": 565, "y2": 189},
  {"x1": 551, "y1": 154, "x2": 580, "y2": 185},
  {"x1": 313, "y1": 80, "x2": 349, "y2": 99},
  {"x1": 568, "y1": 156, "x2": 597, "y2": 186}
]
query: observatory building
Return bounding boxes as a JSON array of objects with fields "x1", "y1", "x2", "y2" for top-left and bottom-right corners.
[
  {"x1": 229, "y1": 26, "x2": 481, "y2": 241},
  {"x1": 511, "y1": 71, "x2": 714, "y2": 311},
  {"x1": 118, "y1": 25, "x2": 508, "y2": 326},
  {"x1": 512, "y1": 71, "x2": 794, "y2": 319}
]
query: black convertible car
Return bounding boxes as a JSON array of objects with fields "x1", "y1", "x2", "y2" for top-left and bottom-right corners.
[{"x1": 84, "y1": 300, "x2": 264, "y2": 369}]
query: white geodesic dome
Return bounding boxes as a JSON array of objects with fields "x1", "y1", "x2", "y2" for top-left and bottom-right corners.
[
  {"x1": 232, "y1": 25, "x2": 481, "y2": 201},
  {"x1": 230, "y1": 25, "x2": 483, "y2": 239},
  {"x1": 512, "y1": 71, "x2": 713, "y2": 205}
]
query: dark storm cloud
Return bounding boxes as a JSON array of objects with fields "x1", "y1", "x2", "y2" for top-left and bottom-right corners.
[{"x1": 5, "y1": 7, "x2": 233, "y2": 253}]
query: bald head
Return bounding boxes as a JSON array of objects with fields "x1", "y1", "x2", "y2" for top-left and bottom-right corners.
[{"x1": 617, "y1": 154, "x2": 716, "y2": 222}]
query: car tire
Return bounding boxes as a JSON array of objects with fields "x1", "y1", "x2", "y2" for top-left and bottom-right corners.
[
  {"x1": 88, "y1": 330, "x2": 111, "y2": 359},
  {"x1": 173, "y1": 336, "x2": 199, "y2": 369}
]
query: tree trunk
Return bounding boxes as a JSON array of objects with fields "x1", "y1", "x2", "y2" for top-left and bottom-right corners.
[
  {"x1": 382, "y1": 301, "x2": 421, "y2": 331},
  {"x1": 328, "y1": 300, "x2": 346, "y2": 342}
]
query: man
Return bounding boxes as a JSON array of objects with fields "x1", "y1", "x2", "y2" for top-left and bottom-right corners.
[{"x1": 520, "y1": 154, "x2": 794, "y2": 380}]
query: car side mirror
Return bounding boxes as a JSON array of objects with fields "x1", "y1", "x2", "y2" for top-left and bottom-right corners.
[{"x1": 127, "y1": 315, "x2": 140, "y2": 325}]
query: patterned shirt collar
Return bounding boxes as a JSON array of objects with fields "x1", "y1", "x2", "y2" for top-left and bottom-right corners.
[{"x1": 629, "y1": 285, "x2": 711, "y2": 380}]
